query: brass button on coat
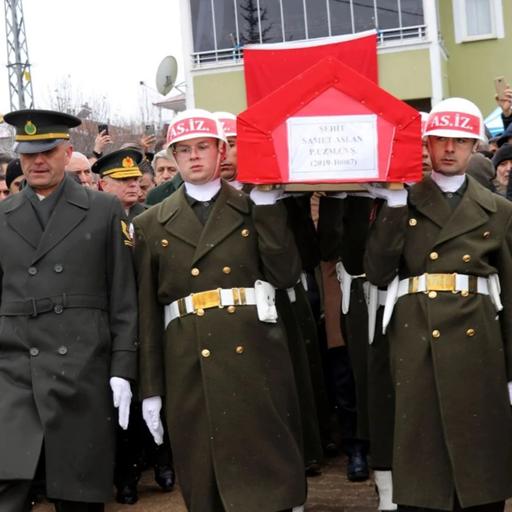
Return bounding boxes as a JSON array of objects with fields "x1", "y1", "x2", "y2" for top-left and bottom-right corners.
[
  {"x1": 54, "y1": 264, "x2": 64, "y2": 273},
  {"x1": 54, "y1": 305, "x2": 64, "y2": 314},
  {"x1": 462, "y1": 254, "x2": 471, "y2": 262},
  {"x1": 28, "y1": 266, "x2": 37, "y2": 276},
  {"x1": 408, "y1": 218, "x2": 417, "y2": 226},
  {"x1": 29, "y1": 347, "x2": 39, "y2": 357},
  {"x1": 432, "y1": 329, "x2": 441, "y2": 339},
  {"x1": 58, "y1": 346, "x2": 68, "y2": 355},
  {"x1": 223, "y1": 266, "x2": 231, "y2": 274},
  {"x1": 196, "y1": 308, "x2": 205, "y2": 317},
  {"x1": 191, "y1": 268, "x2": 200, "y2": 276},
  {"x1": 461, "y1": 290, "x2": 469, "y2": 297},
  {"x1": 466, "y1": 328, "x2": 476, "y2": 337},
  {"x1": 428, "y1": 291, "x2": 437, "y2": 299},
  {"x1": 201, "y1": 349, "x2": 211, "y2": 358},
  {"x1": 227, "y1": 305, "x2": 236, "y2": 314},
  {"x1": 483, "y1": 231, "x2": 490, "y2": 239},
  {"x1": 235, "y1": 346, "x2": 244, "y2": 354},
  {"x1": 161, "y1": 239, "x2": 169, "y2": 247},
  {"x1": 241, "y1": 229, "x2": 250, "y2": 237},
  {"x1": 429, "y1": 252, "x2": 439, "y2": 261}
]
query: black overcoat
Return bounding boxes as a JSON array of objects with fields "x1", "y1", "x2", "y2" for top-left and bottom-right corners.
[{"x1": 0, "y1": 176, "x2": 138, "y2": 502}]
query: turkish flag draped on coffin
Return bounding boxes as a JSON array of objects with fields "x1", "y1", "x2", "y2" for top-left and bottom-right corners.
[
  {"x1": 243, "y1": 30, "x2": 379, "y2": 105},
  {"x1": 237, "y1": 56, "x2": 422, "y2": 185},
  {"x1": 238, "y1": 32, "x2": 422, "y2": 185}
]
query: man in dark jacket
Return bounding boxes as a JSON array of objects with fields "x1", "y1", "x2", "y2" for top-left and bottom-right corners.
[{"x1": 0, "y1": 110, "x2": 138, "y2": 512}]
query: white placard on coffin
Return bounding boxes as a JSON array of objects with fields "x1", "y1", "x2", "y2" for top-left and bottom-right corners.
[{"x1": 287, "y1": 114, "x2": 379, "y2": 182}]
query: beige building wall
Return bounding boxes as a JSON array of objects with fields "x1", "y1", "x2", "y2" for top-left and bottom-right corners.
[
  {"x1": 377, "y1": 49, "x2": 432, "y2": 100},
  {"x1": 439, "y1": 0, "x2": 512, "y2": 114},
  {"x1": 193, "y1": 69, "x2": 247, "y2": 114}
]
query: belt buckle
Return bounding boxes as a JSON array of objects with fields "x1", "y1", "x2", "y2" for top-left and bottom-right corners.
[
  {"x1": 426, "y1": 273, "x2": 456, "y2": 292},
  {"x1": 232, "y1": 287, "x2": 247, "y2": 305},
  {"x1": 177, "y1": 297, "x2": 187, "y2": 317},
  {"x1": 192, "y1": 289, "x2": 221, "y2": 312},
  {"x1": 31, "y1": 297, "x2": 54, "y2": 316},
  {"x1": 408, "y1": 276, "x2": 419, "y2": 293}
]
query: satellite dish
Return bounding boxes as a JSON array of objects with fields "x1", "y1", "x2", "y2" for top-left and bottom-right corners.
[{"x1": 156, "y1": 56, "x2": 178, "y2": 96}]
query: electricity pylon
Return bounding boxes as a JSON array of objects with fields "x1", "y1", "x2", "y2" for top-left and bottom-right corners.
[{"x1": 4, "y1": 0, "x2": 34, "y2": 111}]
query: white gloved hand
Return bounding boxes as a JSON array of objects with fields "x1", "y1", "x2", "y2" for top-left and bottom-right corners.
[
  {"x1": 508, "y1": 382, "x2": 512, "y2": 405},
  {"x1": 110, "y1": 377, "x2": 132, "y2": 430},
  {"x1": 328, "y1": 192, "x2": 347, "y2": 200},
  {"x1": 365, "y1": 184, "x2": 408, "y2": 207},
  {"x1": 142, "y1": 396, "x2": 164, "y2": 445},
  {"x1": 250, "y1": 187, "x2": 284, "y2": 205}
]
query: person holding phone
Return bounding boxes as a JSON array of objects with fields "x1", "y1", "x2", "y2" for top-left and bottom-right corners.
[{"x1": 91, "y1": 123, "x2": 112, "y2": 162}]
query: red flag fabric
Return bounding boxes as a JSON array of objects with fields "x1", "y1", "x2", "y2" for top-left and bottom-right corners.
[
  {"x1": 243, "y1": 30, "x2": 378, "y2": 106},
  {"x1": 237, "y1": 56, "x2": 422, "y2": 185}
]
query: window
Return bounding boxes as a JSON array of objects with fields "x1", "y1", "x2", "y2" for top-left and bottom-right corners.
[
  {"x1": 281, "y1": 0, "x2": 306, "y2": 41},
  {"x1": 453, "y1": 0, "x2": 504, "y2": 43},
  {"x1": 189, "y1": 0, "x2": 425, "y2": 64},
  {"x1": 215, "y1": 0, "x2": 238, "y2": 49},
  {"x1": 305, "y1": 0, "x2": 330, "y2": 39},
  {"x1": 329, "y1": 0, "x2": 354, "y2": 36},
  {"x1": 191, "y1": 0, "x2": 215, "y2": 53}
]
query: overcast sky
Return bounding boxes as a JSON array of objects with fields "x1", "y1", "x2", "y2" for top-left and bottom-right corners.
[{"x1": 0, "y1": 0, "x2": 185, "y2": 124}]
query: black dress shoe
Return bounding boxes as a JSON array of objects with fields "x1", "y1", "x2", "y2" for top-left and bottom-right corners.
[
  {"x1": 305, "y1": 460, "x2": 322, "y2": 477},
  {"x1": 323, "y1": 441, "x2": 340, "y2": 458},
  {"x1": 116, "y1": 484, "x2": 138, "y2": 505},
  {"x1": 347, "y1": 451, "x2": 369, "y2": 482},
  {"x1": 154, "y1": 465, "x2": 176, "y2": 492}
]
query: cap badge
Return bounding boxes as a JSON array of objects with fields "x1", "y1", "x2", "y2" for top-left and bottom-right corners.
[
  {"x1": 122, "y1": 156, "x2": 134, "y2": 168},
  {"x1": 24, "y1": 120, "x2": 37, "y2": 136}
]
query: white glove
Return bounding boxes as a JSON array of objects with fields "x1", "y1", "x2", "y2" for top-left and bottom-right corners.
[
  {"x1": 365, "y1": 184, "x2": 408, "y2": 207},
  {"x1": 250, "y1": 187, "x2": 283, "y2": 205},
  {"x1": 508, "y1": 382, "x2": 512, "y2": 405},
  {"x1": 110, "y1": 377, "x2": 132, "y2": 430},
  {"x1": 142, "y1": 396, "x2": 164, "y2": 445},
  {"x1": 328, "y1": 192, "x2": 347, "y2": 200}
]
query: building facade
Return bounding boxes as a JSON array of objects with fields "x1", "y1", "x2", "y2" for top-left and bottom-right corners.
[{"x1": 178, "y1": 0, "x2": 511, "y2": 117}]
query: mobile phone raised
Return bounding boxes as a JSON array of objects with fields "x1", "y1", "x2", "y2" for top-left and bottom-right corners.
[
  {"x1": 495, "y1": 76, "x2": 507, "y2": 101},
  {"x1": 98, "y1": 123, "x2": 109, "y2": 135}
]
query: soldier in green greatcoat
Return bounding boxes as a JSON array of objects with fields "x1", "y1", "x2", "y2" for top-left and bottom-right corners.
[
  {"x1": 365, "y1": 98, "x2": 512, "y2": 512},
  {"x1": 134, "y1": 109, "x2": 306, "y2": 512}
]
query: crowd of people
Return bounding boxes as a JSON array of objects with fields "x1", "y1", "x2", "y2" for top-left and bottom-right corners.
[{"x1": 0, "y1": 85, "x2": 511, "y2": 512}]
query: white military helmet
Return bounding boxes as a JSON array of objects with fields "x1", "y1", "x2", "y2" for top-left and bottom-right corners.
[
  {"x1": 166, "y1": 108, "x2": 227, "y2": 146},
  {"x1": 420, "y1": 111, "x2": 429, "y2": 137},
  {"x1": 213, "y1": 111, "x2": 237, "y2": 137},
  {"x1": 424, "y1": 97, "x2": 484, "y2": 140}
]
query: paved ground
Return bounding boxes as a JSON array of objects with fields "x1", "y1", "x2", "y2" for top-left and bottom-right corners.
[
  {"x1": 32, "y1": 456, "x2": 512, "y2": 511},
  {"x1": 34, "y1": 455, "x2": 379, "y2": 511}
]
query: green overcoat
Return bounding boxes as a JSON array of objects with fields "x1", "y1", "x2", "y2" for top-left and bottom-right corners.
[
  {"x1": 364, "y1": 175, "x2": 512, "y2": 509},
  {"x1": 133, "y1": 182, "x2": 306, "y2": 512}
]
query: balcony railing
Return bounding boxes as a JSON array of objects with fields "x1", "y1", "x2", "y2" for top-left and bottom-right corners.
[{"x1": 191, "y1": 24, "x2": 428, "y2": 69}]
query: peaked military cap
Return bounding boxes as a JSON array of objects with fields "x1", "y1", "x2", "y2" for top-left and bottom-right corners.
[
  {"x1": 4, "y1": 109, "x2": 81, "y2": 154},
  {"x1": 92, "y1": 149, "x2": 143, "y2": 179}
]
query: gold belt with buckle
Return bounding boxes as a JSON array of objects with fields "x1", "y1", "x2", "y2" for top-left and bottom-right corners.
[
  {"x1": 407, "y1": 273, "x2": 478, "y2": 293},
  {"x1": 176, "y1": 288, "x2": 249, "y2": 316}
]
